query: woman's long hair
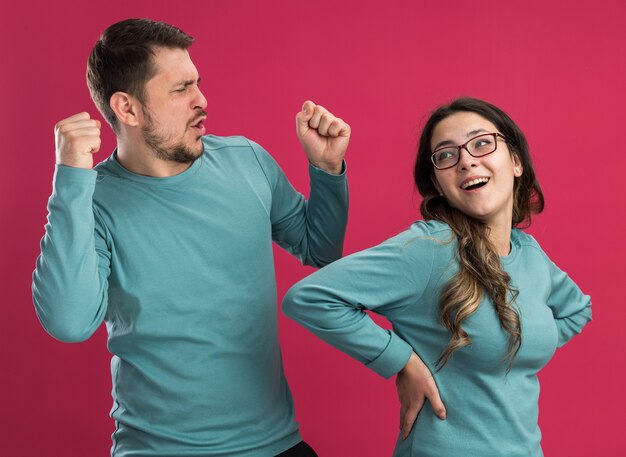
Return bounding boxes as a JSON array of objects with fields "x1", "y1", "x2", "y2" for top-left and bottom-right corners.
[{"x1": 414, "y1": 98, "x2": 544, "y2": 371}]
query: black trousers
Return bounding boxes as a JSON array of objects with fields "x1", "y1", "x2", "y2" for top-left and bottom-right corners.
[{"x1": 275, "y1": 441, "x2": 318, "y2": 457}]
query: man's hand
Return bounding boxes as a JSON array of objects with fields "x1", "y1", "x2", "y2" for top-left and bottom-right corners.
[
  {"x1": 295, "y1": 100, "x2": 350, "y2": 175},
  {"x1": 55, "y1": 112, "x2": 102, "y2": 169},
  {"x1": 396, "y1": 352, "x2": 446, "y2": 440}
]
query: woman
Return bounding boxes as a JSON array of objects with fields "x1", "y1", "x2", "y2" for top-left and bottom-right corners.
[{"x1": 282, "y1": 97, "x2": 591, "y2": 457}]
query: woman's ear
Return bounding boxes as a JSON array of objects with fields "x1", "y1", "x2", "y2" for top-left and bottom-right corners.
[{"x1": 513, "y1": 154, "x2": 523, "y2": 177}]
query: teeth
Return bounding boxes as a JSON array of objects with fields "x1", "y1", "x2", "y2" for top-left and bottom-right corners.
[{"x1": 461, "y1": 177, "x2": 489, "y2": 189}]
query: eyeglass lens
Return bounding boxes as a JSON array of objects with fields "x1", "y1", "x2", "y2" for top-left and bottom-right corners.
[{"x1": 432, "y1": 134, "x2": 498, "y2": 169}]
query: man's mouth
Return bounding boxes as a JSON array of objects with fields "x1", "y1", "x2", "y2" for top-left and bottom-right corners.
[
  {"x1": 460, "y1": 177, "x2": 489, "y2": 190},
  {"x1": 190, "y1": 116, "x2": 207, "y2": 134}
]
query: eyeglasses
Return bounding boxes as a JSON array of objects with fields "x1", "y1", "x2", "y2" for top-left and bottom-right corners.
[{"x1": 430, "y1": 133, "x2": 507, "y2": 170}]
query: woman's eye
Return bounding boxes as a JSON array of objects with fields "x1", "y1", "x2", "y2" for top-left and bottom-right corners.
[
  {"x1": 474, "y1": 138, "x2": 493, "y2": 149},
  {"x1": 436, "y1": 150, "x2": 455, "y2": 161}
]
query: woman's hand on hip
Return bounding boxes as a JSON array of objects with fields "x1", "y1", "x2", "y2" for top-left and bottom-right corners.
[{"x1": 396, "y1": 352, "x2": 446, "y2": 440}]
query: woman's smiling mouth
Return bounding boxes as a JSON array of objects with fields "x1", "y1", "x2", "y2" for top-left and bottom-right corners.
[{"x1": 460, "y1": 177, "x2": 490, "y2": 190}]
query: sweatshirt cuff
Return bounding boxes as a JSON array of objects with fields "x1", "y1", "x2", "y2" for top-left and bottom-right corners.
[
  {"x1": 308, "y1": 160, "x2": 347, "y2": 181},
  {"x1": 54, "y1": 164, "x2": 98, "y2": 184},
  {"x1": 365, "y1": 331, "x2": 413, "y2": 379}
]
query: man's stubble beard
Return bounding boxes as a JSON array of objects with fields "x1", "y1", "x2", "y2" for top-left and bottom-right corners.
[{"x1": 141, "y1": 109, "x2": 204, "y2": 164}]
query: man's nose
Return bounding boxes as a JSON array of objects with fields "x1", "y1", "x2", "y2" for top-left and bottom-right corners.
[{"x1": 193, "y1": 86, "x2": 207, "y2": 110}]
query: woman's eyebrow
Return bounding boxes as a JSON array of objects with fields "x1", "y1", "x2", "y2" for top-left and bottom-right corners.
[{"x1": 433, "y1": 129, "x2": 489, "y2": 150}]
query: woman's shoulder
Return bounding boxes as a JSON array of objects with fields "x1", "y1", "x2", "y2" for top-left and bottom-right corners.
[
  {"x1": 510, "y1": 229, "x2": 557, "y2": 270},
  {"x1": 407, "y1": 219, "x2": 453, "y2": 238},
  {"x1": 382, "y1": 220, "x2": 454, "y2": 256},
  {"x1": 511, "y1": 228, "x2": 544, "y2": 252}
]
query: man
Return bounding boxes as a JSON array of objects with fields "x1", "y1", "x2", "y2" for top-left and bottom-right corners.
[{"x1": 32, "y1": 18, "x2": 349, "y2": 457}]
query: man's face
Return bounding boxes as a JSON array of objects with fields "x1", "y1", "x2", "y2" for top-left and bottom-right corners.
[{"x1": 140, "y1": 47, "x2": 208, "y2": 163}]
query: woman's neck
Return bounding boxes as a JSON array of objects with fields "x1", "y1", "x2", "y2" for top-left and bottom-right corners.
[{"x1": 488, "y1": 221, "x2": 513, "y2": 256}]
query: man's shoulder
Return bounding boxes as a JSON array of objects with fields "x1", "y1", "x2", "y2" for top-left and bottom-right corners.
[
  {"x1": 201, "y1": 134, "x2": 255, "y2": 152},
  {"x1": 201, "y1": 135, "x2": 277, "y2": 172},
  {"x1": 92, "y1": 154, "x2": 119, "y2": 179}
]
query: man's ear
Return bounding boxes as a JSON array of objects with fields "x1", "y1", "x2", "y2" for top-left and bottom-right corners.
[{"x1": 110, "y1": 92, "x2": 142, "y2": 127}]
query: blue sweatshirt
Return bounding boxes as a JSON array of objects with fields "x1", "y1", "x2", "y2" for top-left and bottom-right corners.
[
  {"x1": 283, "y1": 220, "x2": 591, "y2": 457},
  {"x1": 32, "y1": 135, "x2": 349, "y2": 457}
]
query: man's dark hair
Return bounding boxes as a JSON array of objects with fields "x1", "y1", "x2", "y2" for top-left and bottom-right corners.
[{"x1": 86, "y1": 18, "x2": 194, "y2": 132}]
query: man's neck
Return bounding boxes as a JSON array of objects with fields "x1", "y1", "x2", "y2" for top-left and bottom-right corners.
[{"x1": 116, "y1": 139, "x2": 193, "y2": 178}]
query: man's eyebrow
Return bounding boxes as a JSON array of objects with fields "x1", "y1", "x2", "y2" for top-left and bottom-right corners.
[
  {"x1": 173, "y1": 77, "x2": 201, "y2": 88},
  {"x1": 433, "y1": 129, "x2": 489, "y2": 150}
]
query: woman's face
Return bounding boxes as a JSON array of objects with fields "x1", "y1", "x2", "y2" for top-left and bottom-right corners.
[{"x1": 430, "y1": 111, "x2": 523, "y2": 229}]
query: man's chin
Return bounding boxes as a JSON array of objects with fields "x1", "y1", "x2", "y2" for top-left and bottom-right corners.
[
  {"x1": 193, "y1": 138, "x2": 205, "y2": 156},
  {"x1": 167, "y1": 143, "x2": 203, "y2": 164}
]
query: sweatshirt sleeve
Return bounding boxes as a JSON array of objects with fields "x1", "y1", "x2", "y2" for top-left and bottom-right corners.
[
  {"x1": 248, "y1": 139, "x2": 348, "y2": 267},
  {"x1": 542, "y1": 253, "x2": 592, "y2": 348},
  {"x1": 32, "y1": 165, "x2": 111, "y2": 343},
  {"x1": 283, "y1": 230, "x2": 434, "y2": 378}
]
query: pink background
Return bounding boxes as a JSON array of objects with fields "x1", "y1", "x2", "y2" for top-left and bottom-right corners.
[{"x1": 1, "y1": 1, "x2": 624, "y2": 455}]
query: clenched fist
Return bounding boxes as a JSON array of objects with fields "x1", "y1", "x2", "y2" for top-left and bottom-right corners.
[
  {"x1": 55, "y1": 112, "x2": 102, "y2": 169},
  {"x1": 296, "y1": 101, "x2": 350, "y2": 175}
]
